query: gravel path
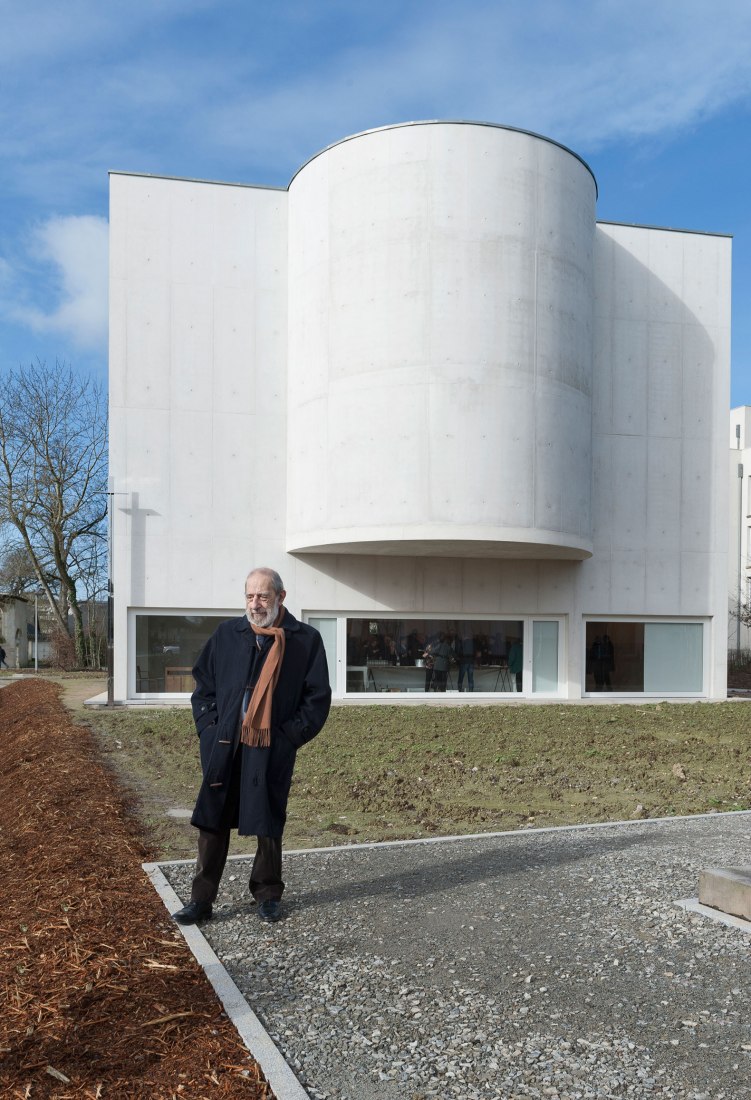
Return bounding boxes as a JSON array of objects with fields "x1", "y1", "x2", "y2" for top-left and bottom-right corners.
[{"x1": 163, "y1": 813, "x2": 751, "y2": 1100}]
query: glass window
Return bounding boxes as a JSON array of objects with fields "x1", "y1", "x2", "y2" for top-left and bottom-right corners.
[
  {"x1": 586, "y1": 622, "x2": 642, "y2": 693},
  {"x1": 585, "y1": 621, "x2": 703, "y2": 694},
  {"x1": 308, "y1": 616, "x2": 338, "y2": 695},
  {"x1": 135, "y1": 614, "x2": 232, "y2": 693},
  {"x1": 345, "y1": 617, "x2": 524, "y2": 693},
  {"x1": 644, "y1": 623, "x2": 703, "y2": 693},
  {"x1": 532, "y1": 621, "x2": 558, "y2": 693}
]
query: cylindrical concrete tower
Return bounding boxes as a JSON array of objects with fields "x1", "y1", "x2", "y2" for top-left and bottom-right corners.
[{"x1": 286, "y1": 121, "x2": 596, "y2": 559}]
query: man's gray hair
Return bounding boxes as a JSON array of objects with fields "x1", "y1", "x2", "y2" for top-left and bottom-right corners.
[{"x1": 246, "y1": 567, "x2": 284, "y2": 594}]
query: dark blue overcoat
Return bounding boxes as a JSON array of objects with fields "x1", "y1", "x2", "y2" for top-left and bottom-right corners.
[{"x1": 190, "y1": 610, "x2": 331, "y2": 837}]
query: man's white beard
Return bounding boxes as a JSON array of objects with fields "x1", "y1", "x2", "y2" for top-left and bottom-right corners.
[{"x1": 247, "y1": 597, "x2": 280, "y2": 629}]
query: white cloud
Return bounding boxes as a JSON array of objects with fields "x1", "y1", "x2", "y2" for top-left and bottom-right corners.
[
  {"x1": 193, "y1": 0, "x2": 751, "y2": 167},
  {"x1": 1, "y1": 1, "x2": 750, "y2": 355},
  {"x1": 2, "y1": 0, "x2": 750, "y2": 210},
  {"x1": 11, "y1": 215, "x2": 109, "y2": 352}
]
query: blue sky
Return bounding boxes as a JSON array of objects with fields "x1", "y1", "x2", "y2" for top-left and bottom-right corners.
[{"x1": 2, "y1": 0, "x2": 750, "y2": 404}]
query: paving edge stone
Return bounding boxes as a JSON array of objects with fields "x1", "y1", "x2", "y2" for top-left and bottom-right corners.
[
  {"x1": 698, "y1": 866, "x2": 751, "y2": 921},
  {"x1": 675, "y1": 897, "x2": 751, "y2": 934},
  {"x1": 143, "y1": 862, "x2": 310, "y2": 1100}
]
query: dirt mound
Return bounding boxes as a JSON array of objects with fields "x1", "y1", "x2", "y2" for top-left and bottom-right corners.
[{"x1": 0, "y1": 679, "x2": 271, "y2": 1099}]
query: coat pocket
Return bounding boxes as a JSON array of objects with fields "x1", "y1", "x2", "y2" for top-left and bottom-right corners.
[
  {"x1": 200, "y1": 722, "x2": 234, "y2": 779},
  {"x1": 198, "y1": 723, "x2": 217, "y2": 773}
]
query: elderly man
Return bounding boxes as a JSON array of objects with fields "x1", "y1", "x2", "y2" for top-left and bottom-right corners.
[{"x1": 173, "y1": 567, "x2": 331, "y2": 925}]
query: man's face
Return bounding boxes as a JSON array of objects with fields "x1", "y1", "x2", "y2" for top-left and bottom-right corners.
[{"x1": 244, "y1": 573, "x2": 284, "y2": 628}]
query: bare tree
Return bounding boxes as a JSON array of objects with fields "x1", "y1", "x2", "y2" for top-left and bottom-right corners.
[
  {"x1": 0, "y1": 361, "x2": 107, "y2": 666},
  {"x1": 0, "y1": 543, "x2": 50, "y2": 595}
]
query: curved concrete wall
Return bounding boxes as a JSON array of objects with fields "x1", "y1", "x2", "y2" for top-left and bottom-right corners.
[{"x1": 286, "y1": 123, "x2": 596, "y2": 559}]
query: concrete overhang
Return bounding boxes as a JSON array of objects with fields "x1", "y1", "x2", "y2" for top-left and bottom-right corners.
[{"x1": 287, "y1": 527, "x2": 593, "y2": 560}]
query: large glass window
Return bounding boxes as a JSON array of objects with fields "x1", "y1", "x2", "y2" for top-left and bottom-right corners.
[
  {"x1": 585, "y1": 621, "x2": 703, "y2": 694},
  {"x1": 345, "y1": 617, "x2": 524, "y2": 693},
  {"x1": 135, "y1": 614, "x2": 232, "y2": 693},
  {"x1": 308, "y1": 616, "x2": 338, "y2": 695},
  {"x1": 643, "y1": 623, "x2": 703, "y2": 693},
  {"x1": 532, "y1": 621, "x2": 559, "y2": 693}
]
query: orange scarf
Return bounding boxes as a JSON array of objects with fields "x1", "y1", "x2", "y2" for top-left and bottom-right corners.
[{"x1": 241, "y1": 608, "x2": 286, "y2": 748}]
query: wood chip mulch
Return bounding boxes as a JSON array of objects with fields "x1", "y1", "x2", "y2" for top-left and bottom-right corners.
[{"x1": 0, "y1": 679, "x2": 273, "y2": 1099}]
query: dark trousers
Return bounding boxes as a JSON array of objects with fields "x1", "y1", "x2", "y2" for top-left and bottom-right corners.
[
  {"x1": 191, "y1": 830, "x2": 283, "y2": 904},
  {"x1": 432, "y1": 669, "x2": 447, "y2": 692},
  {"x1": 458, "y1": 661, "x2": 474, "y2": 691},
  {"x1": 190, "y1": 748, "x2": 284, "y2": 904}
]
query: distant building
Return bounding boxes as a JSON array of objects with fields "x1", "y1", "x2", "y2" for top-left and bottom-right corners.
[
  {"x1": 109, "y1": 121, "x2": 731, "y2": 703},
  {"x1": 729, "y1": 407, "x2": 751, "y2": 652},
  {"x1": 0, "y1": 595, "x2": 36, "y2": 667}
]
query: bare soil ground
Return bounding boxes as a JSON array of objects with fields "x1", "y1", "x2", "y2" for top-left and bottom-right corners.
[{"x1": 0, "y1": 679, "x2": 271, "y2": 1100}]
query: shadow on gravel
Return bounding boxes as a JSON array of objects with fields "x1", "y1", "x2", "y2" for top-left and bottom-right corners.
[{"x1": 200, "y1": 827, "x2": 659, "y2": 922}]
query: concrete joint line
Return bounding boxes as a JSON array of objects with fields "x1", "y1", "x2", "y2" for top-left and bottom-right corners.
[{"x1": 143, "y1": 862, "x2": 310, "y2": 1100}]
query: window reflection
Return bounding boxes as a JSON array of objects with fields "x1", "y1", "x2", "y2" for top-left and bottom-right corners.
[
  {"x1": 346, "y1": 618, "x2": 524, "y2": 693},
  {"x1": 135, "y1": 614, "x2": 232, "y2": 693},
  {"x1": 585, "y1": 622, "x2": 643, "y2": 693},
  {"x1": 585, "y1": 621, "x2": 703, "y2": 694}
]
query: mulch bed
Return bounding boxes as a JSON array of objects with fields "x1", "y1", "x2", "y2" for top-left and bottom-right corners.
[{"x1": 0, "y1": 679, "x2": 272, "y2": 1099}]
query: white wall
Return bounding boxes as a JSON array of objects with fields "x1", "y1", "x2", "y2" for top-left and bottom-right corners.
[
  {"x1": 109, "y1": 173, "x2": 289, "y2": 699},
  {"x1": 109, "y1": 123, "x2": 732, "y2": 701},
  {"x1": 585, "y1": 223, "x2": 731, "y2": 694}
]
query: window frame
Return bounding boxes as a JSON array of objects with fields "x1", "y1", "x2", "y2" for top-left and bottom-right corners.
[
  {"x1": 302, "y1": 612, "x2": 566, "y2": 700},
  {"x1": 581, "y1": 616, "x2": 709, "y2": 698},
  {"x1": 128, "y1": 607, "x2": 238, "y2": 700}
]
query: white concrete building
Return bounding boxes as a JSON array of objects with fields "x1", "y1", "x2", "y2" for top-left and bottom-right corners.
[
  {"x1": 109, "y1": 121, "x2": 732, "y2": 703},
  {"x1": 729, "y1": 406, "x2": 751, "y2": 653}
]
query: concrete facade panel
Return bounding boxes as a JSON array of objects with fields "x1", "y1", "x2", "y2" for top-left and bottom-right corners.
[
  {"x1": 459, "y1": 559, "x2": 505, "y2": 611},
  {"x1": 645, "y1": 436, "x2": 682, "y2": 551},
  {"x1": 578, "y1": 554, "x2": 613, "y2": 613},
  {"x1": 168, "y1": 410, "x2": 214, "y2": 533},
  {"x1": 426, "y1": 381, "x2": 535, "y2": 528},
  {"x1": 600, "y1": 225, "x2": 650, "y2": 321},
  {"x1": 123, "y1": 281, "x2": 172, "y2": 410},
  {"x1": 644, "y1": 551, "x2": 681, "y2": 612},
  {"x1": 646, "y1": 322, "x2": 684, "y2": 438},
  {"x1": 210, "y1": 413, "x2": 258, "y2": 537},
  {"x1": 169, "y1": 284, "x2": 214, "y2": 413},
  {"x1": 212, "y1": 286, "x2": 256, "y2": 415},
  {"x1": 607, "y1": 434, "x2": 649, "y2": 549},
  {"x1": 609, "y1": 318, "x2": 648, "y2": 436},
  {"x1": 682, "y1": 330, "x2": 720, "y2": 443},
  {"x1": 609, "y1": 548, "x2": 647, "y2": 612},
  {"x1": 680, "y1": 443, "x2": 713, "y2": 549},
  {"x1": 679, "y1": 551, "x2": 712, "y2": 607}
]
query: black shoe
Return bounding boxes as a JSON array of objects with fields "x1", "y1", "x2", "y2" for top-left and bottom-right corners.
[
  {"x1": 258, "y1": 898, "x2": 281, "y2": 923},
  {"x1": 173, "y1": 900, "x2": 213, "y2": 924}
]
